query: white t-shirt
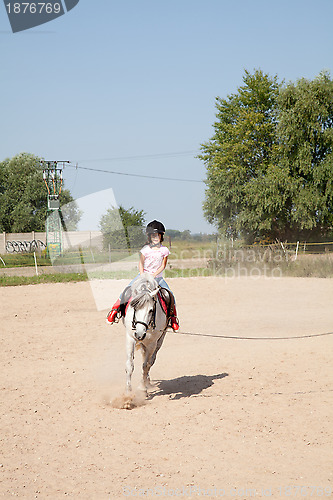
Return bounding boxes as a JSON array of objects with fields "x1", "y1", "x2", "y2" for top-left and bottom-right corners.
[{"x1": 140, "y1": 244, "x2": 170, "y2": 278}]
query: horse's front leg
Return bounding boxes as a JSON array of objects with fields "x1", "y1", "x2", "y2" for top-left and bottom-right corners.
[
  {"x1": 125, "y1": 335, "x2": 135, "y2": 393},
  {"x1": 142, "y1": 331, "x2": 167, "y2": 392},
  {"x1": 140, "y1": 342, "x2": 157, "y2": 393}
]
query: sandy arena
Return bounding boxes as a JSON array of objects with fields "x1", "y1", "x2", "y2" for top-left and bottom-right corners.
[{"x1": 1, "y1": 277, "x2": 333, "y2": 498}]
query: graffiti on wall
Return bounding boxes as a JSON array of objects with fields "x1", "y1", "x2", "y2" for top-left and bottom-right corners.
[{"x1": 5, "y1": 239, "x2": 46, "y2": 253}]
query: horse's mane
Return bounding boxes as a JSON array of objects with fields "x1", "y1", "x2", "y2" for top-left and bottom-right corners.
[{"x1": 130, "y1": 274, "x2": 158, "y2": 310}]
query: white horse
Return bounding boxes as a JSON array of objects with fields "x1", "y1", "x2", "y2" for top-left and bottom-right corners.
[{"x1": 123, "y1": 273, "x2": 168, "y2": 395}]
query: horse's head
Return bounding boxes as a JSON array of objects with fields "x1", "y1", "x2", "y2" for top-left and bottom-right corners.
[{"x1": 130, "y1": 276, "x2": 159, "y2": 340}]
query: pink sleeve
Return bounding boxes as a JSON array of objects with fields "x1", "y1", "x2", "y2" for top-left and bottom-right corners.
[
  {"x1": 162, "y1": 247, "x2": 170, "y2": 257},
  {"x1": 140, "y1": 245, "x2": 149, "y2": 257}
]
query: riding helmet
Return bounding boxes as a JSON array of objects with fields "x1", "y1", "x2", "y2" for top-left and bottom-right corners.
[{"x1": 146, "y1": 220, "x2": 165, "y2": 236}]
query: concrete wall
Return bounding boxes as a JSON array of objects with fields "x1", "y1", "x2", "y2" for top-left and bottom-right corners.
[{"x1": 0, "y1": 231, "x2": 103, "y2": 253}]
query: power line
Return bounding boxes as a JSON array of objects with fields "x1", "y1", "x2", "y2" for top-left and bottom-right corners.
[
  {"x1": 77, "y1": 150, "x2": 199, "y2": 162},
  {"x1": 67, "y1": 163, "x2": 204, "y2": 183}
]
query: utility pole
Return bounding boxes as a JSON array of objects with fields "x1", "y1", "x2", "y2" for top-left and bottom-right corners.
[{"x1": 42, "y1": 160, "x2": 70, "y2": 260}]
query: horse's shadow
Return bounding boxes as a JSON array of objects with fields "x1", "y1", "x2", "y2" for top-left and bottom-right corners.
[{"x1": 148, "y1": 372, "x2": 229, "y2": 400}]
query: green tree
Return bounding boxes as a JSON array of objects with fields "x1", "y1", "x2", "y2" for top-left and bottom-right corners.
[
  {"x1": 199, "y1": 69, "x2": 280, "y2": 242},
  {"x1": 199, "y1": 69, "x2": 333, "y2": 242},
  {"x1": 0, "y1": 153, "x2": 79, "y2": 232},
  {"x1": 180, "y1": 229, "x2": 191, "y2": 240},
  {"x1": 100, "y1": 205, "x2": 146, "y2": 250},
  {"x1": 165, "y1": 229, "x2": 182, "y2": 239},
  {"x1": 275, "y1": 71, "x2": 333, "y2": 239}
]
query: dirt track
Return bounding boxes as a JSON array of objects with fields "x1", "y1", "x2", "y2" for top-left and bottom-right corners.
[{"x1": 1, "y1": 277, "x2": 333, "y2": 498}]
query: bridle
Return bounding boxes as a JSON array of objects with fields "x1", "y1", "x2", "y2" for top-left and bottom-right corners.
[
  {"x1": 131, "y1": 288, "x2": 159, "y2": 332},
  {"x1": 132, "y1": 300, "x2": 156, "y2": 331}
]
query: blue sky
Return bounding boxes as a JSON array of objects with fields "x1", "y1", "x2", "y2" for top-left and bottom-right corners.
[{"x1": 1, "y1": 0, "x2": 332, "y2": 233}]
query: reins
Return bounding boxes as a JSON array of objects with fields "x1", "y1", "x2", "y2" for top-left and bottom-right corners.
[{"x1": 131, "y1": 294, "x2": 157, "y2": 331}]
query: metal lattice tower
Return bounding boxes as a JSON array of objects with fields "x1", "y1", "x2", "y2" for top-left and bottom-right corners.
[{"x1": 42, "y1": 161, "x2": 69, "y2": 260}]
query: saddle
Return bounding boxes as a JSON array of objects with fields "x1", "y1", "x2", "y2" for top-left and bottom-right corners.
[
  {"x1": 119, "y1": 286, "x2": 132, "y2": 317},
  {"x1": 119, "y1": 285, "x2": 175, "y2": 319},
  {"x1": 158, "y1": 287, "x2": 175, "y2": 319}
]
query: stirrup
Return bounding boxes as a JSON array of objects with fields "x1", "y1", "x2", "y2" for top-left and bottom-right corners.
[
  {"x1": 170, "y1": 317, "x2": 179, "y2": 332},
  {"x1": 106, "y1": 308, "x2": 121, "y2": 324}
]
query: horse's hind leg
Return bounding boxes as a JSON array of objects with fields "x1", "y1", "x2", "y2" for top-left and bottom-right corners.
[
  {"x1": 125, "y1": 336, "x2": 135, "y2": 393},
  {"x1": 149, "y1": 332, "x2": 166, "y2": 372}
]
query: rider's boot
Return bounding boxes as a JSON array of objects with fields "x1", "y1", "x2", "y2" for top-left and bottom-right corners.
[
  {"x1": 170, "y1": 305, "x2": 179, "y2": 332},
  {"x1": 106, "y1": 298, "x2": 121, "y2": 324}
]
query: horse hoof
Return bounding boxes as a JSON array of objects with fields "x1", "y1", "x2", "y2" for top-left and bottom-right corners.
[
  {"x1": 146, "y1": 381, "x2": 157, "y2": 391},
  {"x1": 123, "y1": 400, "x2": 135, "y2": 410},
  {"x1": 111, "y1": 393, "x2": 136, "y2": 410},
  {"x1": 137, "y1": 384, "x2": 148, "y2": 395},
  {"x1": 122, "y1": 394, "x2": 136, "y2": 410}
]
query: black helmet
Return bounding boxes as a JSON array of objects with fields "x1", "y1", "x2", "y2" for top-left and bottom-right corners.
[{"x1": 146, "y1": 220, "x2": 165, "y2": 235}]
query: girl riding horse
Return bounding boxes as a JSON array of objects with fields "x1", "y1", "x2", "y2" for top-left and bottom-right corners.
[{"x1": 106, "y1": 220, "x2": 179, "y2": 331}]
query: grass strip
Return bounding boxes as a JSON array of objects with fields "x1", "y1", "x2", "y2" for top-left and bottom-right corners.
[
  {"x1": 0, "y1": 273, "x2": 89, "y2": 287},
  {"x1": 1, "y1": 260, "x2": 332, "y2": 287}
]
